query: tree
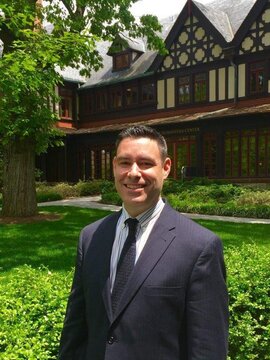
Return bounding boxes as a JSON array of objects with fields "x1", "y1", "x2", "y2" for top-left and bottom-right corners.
[{"x1": 0, "y1": 0, "x2": 165, "y2": 217}]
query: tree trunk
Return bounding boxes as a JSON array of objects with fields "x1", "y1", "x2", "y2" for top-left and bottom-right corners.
[{"x1": 2, "y1": 138, "x2": 37, "y2": 217}]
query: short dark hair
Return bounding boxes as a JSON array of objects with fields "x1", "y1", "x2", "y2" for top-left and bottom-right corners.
[{"x1": 115, "y1": 125, "x2": 168, "y2": 160}]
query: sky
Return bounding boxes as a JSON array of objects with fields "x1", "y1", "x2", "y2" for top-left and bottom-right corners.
[{"x1": 131, "y1": 0, "x2": 213, "y2": 19}]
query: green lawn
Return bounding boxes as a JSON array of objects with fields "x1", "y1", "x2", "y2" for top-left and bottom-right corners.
[
  {"x1": 1, "y1": 206, "x2": 270, "y2": 275},
  {"x1": 0, "y1": 206, "x2": 111, "y2": 274}
]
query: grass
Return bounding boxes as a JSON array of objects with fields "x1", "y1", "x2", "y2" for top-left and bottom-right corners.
[
  {"x1": 1, "y1": 206, "x2": 270, "y2": 276},
  {"x1": 0, "y1": 206, "x2": 111, "y2": 274},
  {"x1": 197, "y1": 219, "x2": 270, "y2": 250}
]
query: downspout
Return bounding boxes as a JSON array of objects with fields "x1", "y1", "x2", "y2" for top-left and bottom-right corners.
[{"x1": 230, "y1": 59, "x2": 238, "y2": 105}]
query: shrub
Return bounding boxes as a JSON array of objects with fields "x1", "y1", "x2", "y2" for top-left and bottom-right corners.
[
  {"x1": 237, "y1": 190, "x2": 270, "y2": 206},
  {"x1": 52, "y1": 183, "x2": 79, "y2": 199},
  {"x1": 36, "y1": 191, "x2": 63, "y2": 203},
  {"x1": 100, "y1": 180, "x2": 116, "y2": 194},
  {"x1": 75, "y1": 180, "x2": 104, "y2": 196},
  {"x1": 101, "y1": 191, "x2": 122, "y2": 205},
  {"x1": 162, "y1": 179, "x2": 183, "y2": 195},
  {"x1": 225, "y1": 244, "x2": 270, "y2": 360},
  {"x1": 166, "y1": 192, "x2": 270, "y2": 218},
  {"x1": 0, "y1": 266, "x2": 72, "y2": 359}
]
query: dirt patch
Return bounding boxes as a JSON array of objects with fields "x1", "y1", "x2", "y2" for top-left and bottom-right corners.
[{"x1": 0, "y1": 212, "x2": 62, "y2": 224}]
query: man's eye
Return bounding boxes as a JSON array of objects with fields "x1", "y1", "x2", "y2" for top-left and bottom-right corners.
[
  {"x1": 139, "y1": 161, "x2": 153, "y2": 168},
  {"x1": 119, "y1": 161, "x2": 130, "y2": 167}
]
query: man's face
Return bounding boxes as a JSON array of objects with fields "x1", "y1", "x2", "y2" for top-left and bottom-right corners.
[{"x1": 113, "y1": 137, "x2": 171, "y2": 217}]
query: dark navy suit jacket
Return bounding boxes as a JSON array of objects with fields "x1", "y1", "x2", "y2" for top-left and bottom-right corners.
[{"x1": 59, "y1": 204, "x2": 229, "y2": 360}]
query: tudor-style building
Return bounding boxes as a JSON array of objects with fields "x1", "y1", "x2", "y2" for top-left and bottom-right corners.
[{"x1": 39, "y1": 0, "x2": 270, "y2": 183}]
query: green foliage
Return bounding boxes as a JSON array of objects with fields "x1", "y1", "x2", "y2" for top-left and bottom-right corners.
[
  {"x1": 100, "y1": 180, "x2": 122, "y2": 205},
  {"x1": 0, "y1": 265, "x2": 73, "y2": 359},
  {"x1": 164, "y1": 180, "x2": 270, "y2": 218},
  {"x1": 75, "y1": 180, "x2": 104, "y2": 196},
  {"x1": 0, "y1": 145, "x2": 3, "y2": 189},
  {"x1": 36, "y1": 191, "x2": 63, "y2": 203},
  {"x1": 101, "y1": 191, "x2": 122, "y2": 206},
  {"x1": 237, "y1": 190, "x2": 270, "y2": 206},
  {"x1": 226, "y1": 245, "x2": 270, "y2": 360}
]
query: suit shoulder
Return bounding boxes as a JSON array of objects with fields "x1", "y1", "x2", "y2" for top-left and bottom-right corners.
[
  {"x1": 80, "y1": 211, "x2": 120, "y2": 240},
  {"x1": 168, "y1": 206, "x2": 221, "y2": 247}
]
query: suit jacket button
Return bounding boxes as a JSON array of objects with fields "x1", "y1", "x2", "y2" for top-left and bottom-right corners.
[{"x1": 107, "y1": 335, "x2": 116, "y2": 345}]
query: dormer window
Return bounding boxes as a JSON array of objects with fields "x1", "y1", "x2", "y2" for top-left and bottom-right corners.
[
  {"x1": 113, "y1": 52, "x2": 130, "y2": 71},
  {"x1": 107, "y1": 34, "x2": 145, "y2": 72}
]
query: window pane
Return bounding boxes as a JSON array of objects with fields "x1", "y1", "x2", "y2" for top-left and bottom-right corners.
[
  {"x1": 203, "y1": 134, "x2": 217, "y2": 177},
  {"x1": 194, "y1": 73, "x2": 206, "y2": 102},
  {"x1": 178, "y1": 76, "x2": 190, "y2": 104},
  {"x1": 111, "y1": 89, "x2": 122, "y2": 108},
  {"x1": 115, "y1": 53, "x2": 129, "y2": 70},
  {"x1": 250, "y1": 62, "x2": 265, "y2": 94},
  {"x1": 142, "y1": 83, "x2": 155, "y2": 103},
  {"x1": 126, "y1": 86, "x2": 138, "y2": 106}
]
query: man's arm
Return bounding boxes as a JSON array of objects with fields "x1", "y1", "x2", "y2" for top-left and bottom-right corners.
[
  {"x1": 186, "y1": 236, "x2": 229, "y2": 359},
  {"x1": 58, "y1": 232, "x2": 88, "y2": 359}
]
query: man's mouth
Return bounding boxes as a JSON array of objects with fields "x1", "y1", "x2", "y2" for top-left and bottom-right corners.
[{"x1": 124, "y1": 184, "x2": 145, "y2": 189}]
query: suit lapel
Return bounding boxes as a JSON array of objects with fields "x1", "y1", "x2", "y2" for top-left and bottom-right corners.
[
  {"x1": 92, "y1": 211, "x2": 121, "y2": 322},
  {"x1": 112, "y1": 204, "x2": 177, "y2": 321}
]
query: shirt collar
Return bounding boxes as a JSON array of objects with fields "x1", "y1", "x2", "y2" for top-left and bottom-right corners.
[{"x1": 121, "y1": 198, "x2": 165, "y2": 229}]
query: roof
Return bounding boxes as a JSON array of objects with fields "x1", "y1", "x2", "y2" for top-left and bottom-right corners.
[
  {"x1": 80, "y1": 0, "x2": 260, "y2": 89},
  {"x1": 61, "y1": 103, "x2": 270, "y2": 135},
  {"x1": 57, "y1": 66, "x2": 88, "y2": 83},
  {"x1": 80, "y1": 15, "x2": 177, "y2": 90}
]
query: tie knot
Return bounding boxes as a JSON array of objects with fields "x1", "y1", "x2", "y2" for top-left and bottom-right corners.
[{"x1": 125, "y1": 218, "x2": 139, "y2": 233}]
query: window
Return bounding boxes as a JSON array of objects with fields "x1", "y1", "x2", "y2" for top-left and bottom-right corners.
[
  {"x1": 194, "y1": 73, "x2": 207, "y2": 102},
  {"x1": 176, "y1": 136, "x2": 197, "y2": 178},
  {"x1": 142, "y1": 83, "x2": 155, "y2": 103},
  {"x1": 96, "y1": 91, "x2": 107, "y2": 111},
  {"x1": 250, "y1": 61, "x2": 265, "y2": 94},
  {"x1": 113, "y1": 53, "x2": 130, "y2": 71},
  {"x1": 111, "y1": 88, "x2": 122, "y2": 108},
  {"x1": 241, "y1": 130, "x2": 256, "y2": 177},
  {"x1": 125, "y1": 86, "x2": 138, "y2": 106},
  {"x1": 178, "y1": 76, "x2": 190, "y2": 104},
  {"x1": 225, "y1": 131, "x2": 240, "y2": 177},
  {"x1": 177, "y1": 73, "x2": 207, "y2": 105},
  {"x1": 225, "y1": 129, "x2": 263, "y2": 178},
  {"x1": 59, "y1": 87, "x2": 73, "y2": 119},
  {"x1": 258, "y1": 128, "x2": 270, "y2": 177},
  {"x1": 203, "y1": 134, "x2": 217, "y2": 177}
]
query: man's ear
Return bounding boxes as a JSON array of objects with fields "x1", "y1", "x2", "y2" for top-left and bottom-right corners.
[
  {"x1": 112, "y1": 156, "x2": 117, "y2": 174},
  {"x1": 163, "y1": 157, "x2": 171, "y2": 179}
]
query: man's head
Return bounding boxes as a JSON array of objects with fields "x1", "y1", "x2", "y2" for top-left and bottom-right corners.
[
  {"x1": 113, "y1": 126, "x2": 171, "y2": 217},
  {"x1": 115, "y1": 125, "x2": 168, "y2": 161}
]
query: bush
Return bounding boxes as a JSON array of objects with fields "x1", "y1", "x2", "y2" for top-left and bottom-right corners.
[
  {"x1": 36, "y1": 191, "x2": 63, "y2": 203},
  {"x1": 0, "y1": 266, "x2": 72, "y2": 359},
  {"x1": 51, "y1": 183, "x2": 79, "y2": 199},
  {"x1": 75, "y1": 180, "x2": 104, "y2": 196},
  {"x1": 101, "y1": 191, "x2": 122, "y2": 205},
  {"x1": 237, "y1": 190, "x2": 270, "y2": 206},
  {"x1": 167, "y1": 194, "x2": 270, "y2": 219},
  {"x1": 162, "y1": 179, "x2": 183, "y2": 195},
  {"x1": 226, "y1": 244, "x2": 270, "y2": 359}
]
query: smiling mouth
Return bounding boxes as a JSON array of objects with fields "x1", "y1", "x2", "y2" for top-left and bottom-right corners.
[{"x1": 124, "y1": 184, "x2": 145, "y2": 189}]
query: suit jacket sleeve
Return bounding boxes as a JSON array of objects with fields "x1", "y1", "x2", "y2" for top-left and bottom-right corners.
[
  {"x1": 186, "y1": 235, "x2": 229, "y2": 359},
  {"x1": 58, "y1": 230, "x2": 88, "y2": 359}
]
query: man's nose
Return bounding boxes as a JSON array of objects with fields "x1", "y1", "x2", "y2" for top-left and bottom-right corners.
[{"x1": 128, "y1": 162, "x2": 141, "y2": 176}]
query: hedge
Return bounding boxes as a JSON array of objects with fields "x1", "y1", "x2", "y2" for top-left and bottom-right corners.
[{"x1": 0, "y1": 266, "x2": 72, "y2": 359}]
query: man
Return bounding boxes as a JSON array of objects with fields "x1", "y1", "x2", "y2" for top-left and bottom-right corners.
[{"x1": 59, "y1": 125, "x2": 229, "y2": 360}]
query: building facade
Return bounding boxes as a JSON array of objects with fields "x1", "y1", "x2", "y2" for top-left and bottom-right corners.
[{"x1": 39, "y1": 0, "x2": 270, "y2": 183}]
